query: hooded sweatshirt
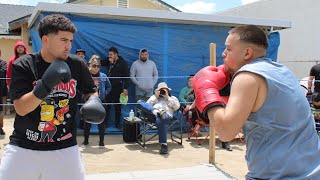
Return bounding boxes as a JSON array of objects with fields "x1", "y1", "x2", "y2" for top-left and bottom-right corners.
[
  {"x1": 130, "y1": 49, "x2": 158, "y2": 97},
  {"x1": 6, "y1": 41, "x2": 29, "y2": 89}
]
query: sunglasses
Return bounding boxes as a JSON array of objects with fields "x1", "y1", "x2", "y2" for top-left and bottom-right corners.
[{"x1": 92, "y1": 64, "x2": 101, "y2": 68}]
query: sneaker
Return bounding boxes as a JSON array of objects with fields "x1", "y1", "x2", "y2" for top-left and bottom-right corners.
[
  {"x1": 159, "y1": 144, "x2": 168, "y2": 154},
  {"x1": 80, "y1": 141, "x2": 89, "y2": 148},
  {"x1": 222, "y1": 142, "x2": 233, "y2": 151},
  {"x1": 0, "y1": 128, "x2": 5, "y2": 135},
  {"x1": 99, "y1": 141, "x2": 105, "y2": 148}
]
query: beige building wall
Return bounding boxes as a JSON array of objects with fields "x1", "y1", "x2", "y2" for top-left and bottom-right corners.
[
  {"x1": 129, "y1": 0, "x2": 168, "y2": 10},
  {"x1": 70, "y1": 0, "x2": 169, "y2": 10},
  {"x1": 0, "y1": 23, "x2": 32, "y2": 62},
  {"x1": 21, "y1": 24, "x2": 32, "y2": 53},
  {"x1": 0, "y1": 39, "x2": 19, "y2": 62}
]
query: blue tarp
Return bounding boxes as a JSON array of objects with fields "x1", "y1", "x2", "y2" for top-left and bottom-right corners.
[{"x1": 30, "y1": 13, "x2": 280, "y2": 133}]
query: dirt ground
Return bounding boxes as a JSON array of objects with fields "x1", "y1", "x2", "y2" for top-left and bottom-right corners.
[{"x1": 0, "y1": 115, "x2": 248, "y2": 179}]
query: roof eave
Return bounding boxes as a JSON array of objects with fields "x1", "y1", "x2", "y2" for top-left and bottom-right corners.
[{"x1": 28, "y1": 2, "x2": 291, "y2": 30}]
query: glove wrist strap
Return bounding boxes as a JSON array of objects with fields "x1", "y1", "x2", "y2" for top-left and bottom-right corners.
[{"x1": 32, "y1": 80, "x2": 51, "y2": 99}]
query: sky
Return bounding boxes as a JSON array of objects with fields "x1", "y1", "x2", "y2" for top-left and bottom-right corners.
[{"x1": 0, "y1": 0, "x2": 262, "y2": 14}]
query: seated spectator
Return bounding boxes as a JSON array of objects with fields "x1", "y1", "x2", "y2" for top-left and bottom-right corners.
[
  {"x1": 137, "y1": 82, "x2": 180, "y2": 154},
  {"x1": 178, "y1": 75, "x2": 194, "y2": 105},
  {"x1": 184, "y1": 90, "x2": 233, "y2": 151},
  {"x1": 81, "y1": 55, "x2": 111, "y2": 148}
]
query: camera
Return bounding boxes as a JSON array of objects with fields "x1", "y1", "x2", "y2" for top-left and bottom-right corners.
[{"x1": 160, "y1": 89, "x2": 166, "y2": 95}]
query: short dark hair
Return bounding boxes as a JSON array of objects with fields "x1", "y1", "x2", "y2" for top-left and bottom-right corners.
[
  {"x1": 229, "y1": 25, "x2": 268, "y2": 49},
  {"x1": 188, "y1": 74, "x2": 194, "y2": 80},
  {"x1": 109, "y1": 47, "x2": 118, "y2": 54},
  {"x1": 38, "y1": 14, "x2": 77, "y2": 38},
  {"x1": 141, "y1": 48, "x2": 148, "y2": 53}
]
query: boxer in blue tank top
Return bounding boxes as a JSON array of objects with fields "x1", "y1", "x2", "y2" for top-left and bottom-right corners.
[{"x1": 192, "y1": 25, "x2": 320, "y2": 179}]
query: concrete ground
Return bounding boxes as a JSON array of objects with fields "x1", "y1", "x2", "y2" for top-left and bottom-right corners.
[{"x1": 0, "y1": 115, "x2": 248, "y2": 179}]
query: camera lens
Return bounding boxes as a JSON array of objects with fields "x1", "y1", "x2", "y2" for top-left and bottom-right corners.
[{"x1": 160, "y1": 89, "x2": 166, "y2": 95}]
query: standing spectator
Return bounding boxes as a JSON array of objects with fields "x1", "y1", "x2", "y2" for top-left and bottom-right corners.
[
  {"x1": 74, "y1": 48, "x2": 87, "y2": 129},
  {"x1": 6, "y1": 40, "x2": 29, "y2": 89},
  {"x1": 82, "y1": 55, "x2": 111, "y2": 148},
  {"x1": 130, "y1": 48, "x2": 158, "y2": 101},
  {"x1": 101, "y1": 47, "x2": 129, "y2": 129},
  {"x1": 0, "y1": 49, "x2": 7, "y2": 135},
  {"x1": 75, "y1": 49, "x2": 85, "y2": 59},
  {"x1": 137, "y1": 82, "x2": 180, "y2": 154},
  {"x1": 178, "y1": 75, "x2": 194, "y2": 105},
  {"x1": 308, "y1": 64, "x2": 320, "y2": 95},
  {"x1": 0, "y1": 14, "x2": 105, "y2": 180}
]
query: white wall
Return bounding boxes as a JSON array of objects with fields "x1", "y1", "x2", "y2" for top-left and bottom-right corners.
[{"x1": 217, "y1": 0, "x2": 320, "y2": 79}]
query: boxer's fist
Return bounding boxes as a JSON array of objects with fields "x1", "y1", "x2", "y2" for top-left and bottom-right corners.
[
  {"x1": 80, "y1": 95, "x2": 106, "y2": 124},
  {"x1": 193, "y1": 65, "x2": 231, "y2": 115},
  {"x1": 33, "y1": 60, "x2": 71, "y2": 99}
]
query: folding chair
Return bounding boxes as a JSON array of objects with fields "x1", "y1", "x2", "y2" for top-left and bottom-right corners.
[
  {"x1": 135, "y1": 106, "x2": 183, "y2": 147},
  {"x1": 184, "y1": 106, "x2": 245, "y2": 145},
  {"x1": 184, "y1": 107, "x2": 210, "y2": 145}
]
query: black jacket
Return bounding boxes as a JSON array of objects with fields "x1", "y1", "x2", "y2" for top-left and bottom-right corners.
[{"x1": 101, "y1": 56, "x2": 129, "y2": 89}]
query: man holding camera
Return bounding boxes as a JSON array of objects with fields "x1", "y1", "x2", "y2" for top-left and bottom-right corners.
[{"x1": 137, "y1": 82, "x2": 180, "y2": 154}]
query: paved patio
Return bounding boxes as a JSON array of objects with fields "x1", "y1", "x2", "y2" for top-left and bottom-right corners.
[{"x1": 86, "y1": 164, "x2": 236, "y2": 180}]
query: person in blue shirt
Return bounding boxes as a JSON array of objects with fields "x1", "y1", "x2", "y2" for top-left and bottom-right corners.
[{"x1": 81, "y1": 55, "x2": 111, "y2": 148}]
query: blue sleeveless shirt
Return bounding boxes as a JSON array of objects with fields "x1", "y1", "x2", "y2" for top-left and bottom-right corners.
[{"x1": 235, "y1": 58, "x2": 320, "y2": 179}]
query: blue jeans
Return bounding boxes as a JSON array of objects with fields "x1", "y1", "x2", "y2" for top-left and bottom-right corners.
[{"x1": 137, "y1": 100, "x2": 172, "y2": 144}]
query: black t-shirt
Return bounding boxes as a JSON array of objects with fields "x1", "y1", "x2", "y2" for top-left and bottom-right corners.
[
  {"x1": 9, "y1": 52, "x2": 96, "y2": 150},
  {"x1": 310, "y1": 64, "x2": 320, "y2": 92}
]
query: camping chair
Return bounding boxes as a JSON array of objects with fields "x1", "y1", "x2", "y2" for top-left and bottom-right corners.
[
  {"x1": 184, "y1": 107, "x2": 210, "y2": 145},
  {"x1": 184, "y1": 106, "x2": 246, "y2": 145},
  {"x1": 135, "y1": 106, "x2": 183, "y2": 148}
]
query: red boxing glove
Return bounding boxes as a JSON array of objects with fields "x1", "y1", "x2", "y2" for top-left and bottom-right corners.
[{"x1": 193, "y1": 65, "x2": 231, "y2": 115}]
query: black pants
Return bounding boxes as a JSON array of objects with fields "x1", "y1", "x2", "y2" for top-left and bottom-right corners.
[
  {"x1": 105, "y1": 88, "x2": 122, "y2": 127},
  {"x1": 83, "y1": 121, "x2": 105, "y2": 142}
]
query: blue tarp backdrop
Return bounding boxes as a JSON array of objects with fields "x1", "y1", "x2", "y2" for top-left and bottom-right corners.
[{"x1": 30, "y1": 13, "x2": 280, "y2": 133}]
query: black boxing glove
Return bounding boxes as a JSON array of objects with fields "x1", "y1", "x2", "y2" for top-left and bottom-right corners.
[
  {"x1": 80, "y1": 95, "x2": 106, "y2": 124},
  {"x1": 33, "y1": 60, "x2": 71, "y2": 99}
]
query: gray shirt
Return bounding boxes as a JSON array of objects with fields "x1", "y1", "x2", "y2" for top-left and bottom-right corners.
[{"x1": 130, "y1": 60, "x2": 158, "y2": 97}]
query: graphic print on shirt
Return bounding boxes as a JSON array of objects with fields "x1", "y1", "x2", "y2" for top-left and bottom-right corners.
[{"x1": 35, "y1": 79, "x2": 77, "y2": 143}]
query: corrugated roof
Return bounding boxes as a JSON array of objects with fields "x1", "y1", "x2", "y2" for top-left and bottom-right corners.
[
  {"x1": 0, "y1": 3, "x2": 34, "y2": 34},
  {"x1": 29, "y1": 2, "x2": 291, "y2": 31}
]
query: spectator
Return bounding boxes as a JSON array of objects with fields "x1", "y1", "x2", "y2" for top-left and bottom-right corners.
[
  {"x1": 193, "y1": 25, "x2": 320, "y2": 179},
  {"x1": 0, "y1": 14, "x2": 105, "y2": 180},
  {"x1": 178, "y1": 75, "x2": 194, "y2": 105},
  {"x1": 82, "y1": 55, "x2": 111, "y2": 148},
  {"x1": 137, "y1": 82, "x2": 180, "y2": 154},
  {"x1": 74, "y1": 48, "x2": 87, "y2": 129},
  {"x1": 308, "y1": 64, "x2": 320, "y2": 95},
  {"x1": 75, "y1": 49, "x2": 85, "y2": 59},
  {"x1": 6, "y1": 40, "x2": 29, "y2": 89},
  {"x1": 0, "y1": 49, "x2": 7, "y2": 135},
  {"x1": 130, "y1": 48, "x2": 158, "y2": 101},
  {"x1": 101, "y1": 47, "x2": 129, "y2": 129}
]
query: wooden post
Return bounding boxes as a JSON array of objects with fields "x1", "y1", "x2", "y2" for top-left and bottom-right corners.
[{"x1": 209, "y1": 43, "x2": 216, "y2": 164}]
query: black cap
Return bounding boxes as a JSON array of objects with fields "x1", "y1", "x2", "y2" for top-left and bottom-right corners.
[{"x1": 75, "y1": 49, "x2": 85, "y2": 54}]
